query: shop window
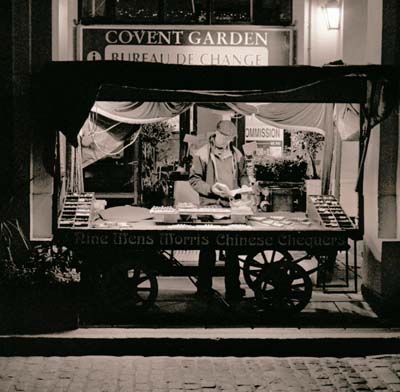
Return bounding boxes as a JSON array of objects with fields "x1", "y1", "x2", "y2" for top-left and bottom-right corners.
[
  {"x1": 115, "y1": 0, "x2": 159, "y2": 23},
  {"x1": 79, "y1": 0, "x2": 292, "y2": 25},
  {"x1": 80, "y1": 0, "x2": 116, "y2": 23},
  {"x1": 211, "y1": 0, "x2": 251, "y2": 24},
  {"x1": 81, "y1": 0, "x2": 107, "y2": 17},
  {"x1": 164, "y1": 0, "x2": 209, "y2": 24},
  {"x1": 254, "y1": 0, "x2": 292, "y2": 26}
]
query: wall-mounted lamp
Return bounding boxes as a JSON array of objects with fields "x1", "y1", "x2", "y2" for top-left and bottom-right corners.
[{"x1": 322, "y1": 0, "x2": 341, "y2": 30}]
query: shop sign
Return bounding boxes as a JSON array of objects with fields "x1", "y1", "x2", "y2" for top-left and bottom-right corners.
[
  {"x1": 245, "y1": 115, "x2": 284, "y2": 156},
  {"x1": 77, "y1": 25, "x2": 294, "y2": 66}
]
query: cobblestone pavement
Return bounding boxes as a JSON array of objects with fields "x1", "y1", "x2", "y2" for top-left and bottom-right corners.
[{"x1": 1, "y1": 355, "x2": 400, "y2": 392}]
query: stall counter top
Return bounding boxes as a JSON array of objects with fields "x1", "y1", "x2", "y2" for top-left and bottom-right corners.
[{"x1": 83, "y1": 212, "x2": 334, "y2": 232}]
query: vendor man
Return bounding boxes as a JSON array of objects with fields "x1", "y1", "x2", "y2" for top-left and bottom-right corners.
[{"x1": 189, "y1": 120, "x2": 249, "y2": 301}]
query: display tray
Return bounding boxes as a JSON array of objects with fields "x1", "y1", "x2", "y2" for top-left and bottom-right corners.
[{"x1": 58, "y1": 192, "x2": 95, "y2": 229}]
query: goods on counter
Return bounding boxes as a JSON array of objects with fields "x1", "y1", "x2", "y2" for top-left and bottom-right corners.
[
  {"x1": 150, "y1": 206, "x2": 180, "y2": 223},
  {"x1": 175, "y1": 202, "x2": 197, "y2": 209},
  {"x1": 260, "y1": 219, "x2": 286, "y2": 227},
  {"x1": 150, "y1": 204, "x2": 253, "y2": 223},
  {"x1": 248, "y1": 216, "x2": 264, "y2": 221},
  {"x1": 270, "y1": 215, "x2": 285, "y2": 221},
  {"x1": 307, "y1": 195, "x2": 356, "y2": 230},
  {"x1": 258, "y1": 215, "x2": 312, "y2": 227},
  {"x1": 299, "y1": 220, "x2": 312, "y2": 226},
  {"x1": 293, "y1": 217, "x2": 310, "y2": 222},
  {"x1": 150, "y1": 206, "x2": 179, "y2": 214},
  {"x1": 58, "y1": 193, "x2": 95, "y2": 229},
  {"x1": 176, "y1": 206, "x2": 231, "y2": 215},
  {"x1": 92, "y1": 221, "x2": 141, "y2": 229},
  {"x1": 165, "y1": 224, "x2": 252, "y2": 230}
]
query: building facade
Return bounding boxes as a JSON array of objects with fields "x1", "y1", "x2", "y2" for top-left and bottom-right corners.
[{"x1": 1, "y1": 0, "x2": 399, "y2": 315}]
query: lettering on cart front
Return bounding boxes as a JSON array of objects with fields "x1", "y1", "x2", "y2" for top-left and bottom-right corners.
[
  {"x1": 73, "y1": 232, "x2": 154, "y2": 246},
  {"x1": 278, "y1": 235, "x2": 347, "y2": 248},
  {"x1": 112, "y1": 232, "x2": 154, "y2": 246},
  {"x1": 216, "y1": 234, "x2": 274, "y2": 247},
  {"x1": 160, "y1": 233, "x2": 209, "y2": 247},
  {"x1": 74, "y1": 232, "x2": 110, "y2": 245}
]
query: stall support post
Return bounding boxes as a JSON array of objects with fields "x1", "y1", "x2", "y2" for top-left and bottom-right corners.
[
  {"x1": 357, "y1": 103, "x2": 366, "y2": 235},
  {"x1": 356, "y1": 78, "x2": 379, "y2": 237},
  {"x1": 179, "y1": 110, "x2": 191, "y2": 161},
  {"x1": 353, "y1": 240, "x2": 358, "y2": 293}
]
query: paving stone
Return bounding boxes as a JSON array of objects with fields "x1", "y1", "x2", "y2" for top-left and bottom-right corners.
[
  {"x1": 1, "y1": 355, "x2": 400, "y2": 392},
  {"x1": 373, "y1": 368, "x2": 400, "y2": 385}
]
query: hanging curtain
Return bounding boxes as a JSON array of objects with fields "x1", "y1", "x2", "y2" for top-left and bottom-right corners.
[
  {"x1": 80, "y1": 114, "x2": 141, "y2": 168},
  {"x1": 226, "y1": 102, "x2": 328, "y2": 134},
  {"x1": 334, "y1": 104, "x2": 360, "y2": 141},
  {"x1": 80, "y1": 102, "x2": 190, "y2": 168},
  {"x1": 92, "y1": 101, "x2": 192, "y2": 124}
]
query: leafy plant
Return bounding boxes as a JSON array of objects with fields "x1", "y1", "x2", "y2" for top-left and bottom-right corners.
[
  {"x1": 141, "y1": 121, "x2": 173, "y2": 147},
  {"x1": 254, "y1": 157, "x2": 308, "y2": 182},
  {"x1": 1, "y1": 213, "x2": 80, "y2": 289},
  {"x1": 141, "y1": 121, "x2": 174, "y2": 206},
  {"x1": 1, "y1": 243, "x2": 80, "y2": 288},
  {"x1": 290, "y1": 131, "x2": 324, "y2": 179}
]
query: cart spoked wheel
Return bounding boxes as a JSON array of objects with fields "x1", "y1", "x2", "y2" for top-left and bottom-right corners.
[
  {"x1": 254, "y1": 261, "x2": 312, "y2": 314},
  {"x1": 243, "y1": 249, "x2": 293, "y2": 290},
  {"x1": 104, "y1": 266, "x2": 158, "y2": 311}
]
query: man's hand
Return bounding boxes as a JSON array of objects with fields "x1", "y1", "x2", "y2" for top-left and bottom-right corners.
[{"x1": 211, "y1": 182, "x2": 231, "y2": 198}]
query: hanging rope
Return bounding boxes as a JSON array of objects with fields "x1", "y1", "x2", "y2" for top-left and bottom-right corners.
[{"x1": 86, "y1": 107, "x2": 141, "y2": 157}]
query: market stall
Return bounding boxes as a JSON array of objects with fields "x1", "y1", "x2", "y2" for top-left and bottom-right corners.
[{"x1": 36, "y1": 62, "x2": 398, "y2": 314}]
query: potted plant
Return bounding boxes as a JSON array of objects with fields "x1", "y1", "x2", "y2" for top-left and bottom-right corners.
[
  {"x1": 0, "y1": 219, "x2": 80, "y2": 333},
  {"x1": 254, "y1": 157, "x2": 308, "y2": 183}
]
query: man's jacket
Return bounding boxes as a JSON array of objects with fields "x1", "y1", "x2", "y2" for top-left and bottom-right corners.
[{"x1": 189, "y1": 138, "x2": 249, "y2": 206}]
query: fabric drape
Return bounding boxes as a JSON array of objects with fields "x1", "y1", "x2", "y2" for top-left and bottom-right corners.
[
  {"x1": 93, "y1": 101, "x2": 191, "y2": 124},
  {"x1": 226, "y1": 102, "x2": 329, "y2": 134},
  {"x1": 80, "y1": 114, "x2": 141, "y2": 168}
]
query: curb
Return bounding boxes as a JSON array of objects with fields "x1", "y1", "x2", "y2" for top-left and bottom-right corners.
[{"x1": 2, "y1": 328, "x2": 400, "y2": 357}]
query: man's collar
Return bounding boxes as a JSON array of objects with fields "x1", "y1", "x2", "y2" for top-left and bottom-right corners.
[{"x1": 212, "y1": 146, "x2": 233, "y2": 160}]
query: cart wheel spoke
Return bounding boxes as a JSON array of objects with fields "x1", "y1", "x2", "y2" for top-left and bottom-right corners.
[
  {"x1": 136, "y1": 287, "x2": 152, "y2": 292},
  {"x1": 249, "y1": 259, "x2": 265, "y2": 268},
  {"x1": 244, "y1": 249, "x2": 293, "y2": 290},
  {"x1": 134, "y1": 275, "x2": 150, "y2": 285}
]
